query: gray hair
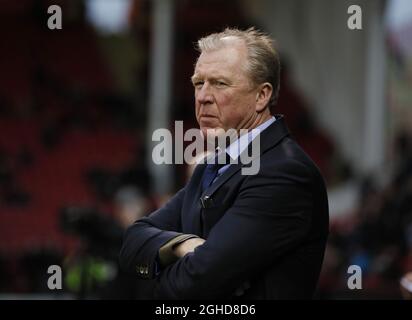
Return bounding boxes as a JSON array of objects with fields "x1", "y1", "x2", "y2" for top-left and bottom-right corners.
[{"x1": 196, "y1": 27, "x2": 281, "y2": 112}]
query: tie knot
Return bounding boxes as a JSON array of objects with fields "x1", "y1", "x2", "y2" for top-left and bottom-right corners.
[{"x1": 209, "y1": 152, "x2": 231, "y2": 170}]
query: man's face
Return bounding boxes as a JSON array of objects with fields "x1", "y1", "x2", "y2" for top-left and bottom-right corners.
[{"x1": 192, "y1": 41, "x2": 258, "y2": 138}]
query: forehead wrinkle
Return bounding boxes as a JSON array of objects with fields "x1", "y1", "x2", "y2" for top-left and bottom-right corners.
[{"x1": 193, "y1": 43, "x2": 250, "y2": 85}]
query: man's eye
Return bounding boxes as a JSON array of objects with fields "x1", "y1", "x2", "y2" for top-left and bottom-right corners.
[
  {"x1": 194, "y1": 81, "x2": 204, "y2": 88},
  {"x1": 216, "y1": 81, "x2": 227, "y2": 87}
]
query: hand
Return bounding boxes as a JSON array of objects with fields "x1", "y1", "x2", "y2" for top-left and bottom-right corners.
[{"x1": 174, "y1": 237, "x2": 205, "y2": 258}]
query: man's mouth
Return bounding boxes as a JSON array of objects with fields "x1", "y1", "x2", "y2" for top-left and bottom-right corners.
[
  {"x1": 200, "y1": 114, "x2": 217, "y2": 119},
  {"x1": 199, "y1": 116, "x2": 218, "y2": 126}
]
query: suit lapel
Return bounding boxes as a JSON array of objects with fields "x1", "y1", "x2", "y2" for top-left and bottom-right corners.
[
  {"x1": 187, "y1": 115, "x2": 290, "y2": 237},
  {"x1": 201, "y1": 161, "x2": 242, "y2": 199},
  {"x1": 185, "y1": 163, "x2": 206, "y2": 235}
]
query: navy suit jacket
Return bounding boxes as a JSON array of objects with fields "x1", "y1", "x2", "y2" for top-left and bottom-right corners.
[{"x1": 119, "y1": 115, "x2": 329, "y2": 299}]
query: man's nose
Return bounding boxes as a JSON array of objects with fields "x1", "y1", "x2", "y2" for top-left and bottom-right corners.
[{"x1": 196, "y1": 83, "x2": 214, "y2": 105}]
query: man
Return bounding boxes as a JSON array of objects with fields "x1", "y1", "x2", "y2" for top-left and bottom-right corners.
[{"x1": 119, "y1": 27, "x2": 329, "y2": 299}]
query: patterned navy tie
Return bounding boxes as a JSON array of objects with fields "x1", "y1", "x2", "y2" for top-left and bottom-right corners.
[{"x1": 201, "y1": 153, "x2": 230, "y2": 191}]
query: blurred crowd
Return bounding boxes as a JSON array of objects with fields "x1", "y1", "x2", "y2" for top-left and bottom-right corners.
[{"x1": 318, "y1": 127, "x2": 412, "y2": 299}]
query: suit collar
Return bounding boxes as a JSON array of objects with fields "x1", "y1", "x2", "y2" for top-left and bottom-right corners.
[
  {"x1": 256, "y1": 114, "x2": 290, "y2": 155},
  {"x1": 200, "y1": 114, "x2": 290, "y2": 199}
]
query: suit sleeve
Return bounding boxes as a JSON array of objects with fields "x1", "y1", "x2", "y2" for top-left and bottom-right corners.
[
  {"x1": 153, "y1": 159, "x2": 315, "y2": 299},
  {"x1": 119, "y1": 187, "x2": 188, "y2": 279}
]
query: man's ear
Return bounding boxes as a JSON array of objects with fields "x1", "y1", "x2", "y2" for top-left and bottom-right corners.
[{"x1": 255, "y1": 82, "x2": 273, "y2": 113}]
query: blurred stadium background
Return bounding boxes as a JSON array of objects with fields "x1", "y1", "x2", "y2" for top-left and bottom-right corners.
[{"x1": 0, "y1": 0, "x2": 411, "y2": 299}]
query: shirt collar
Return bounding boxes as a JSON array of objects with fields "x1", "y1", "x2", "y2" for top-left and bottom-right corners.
[{"x1": 224, "y1": 116, "x2": 276, "y2": 160}]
